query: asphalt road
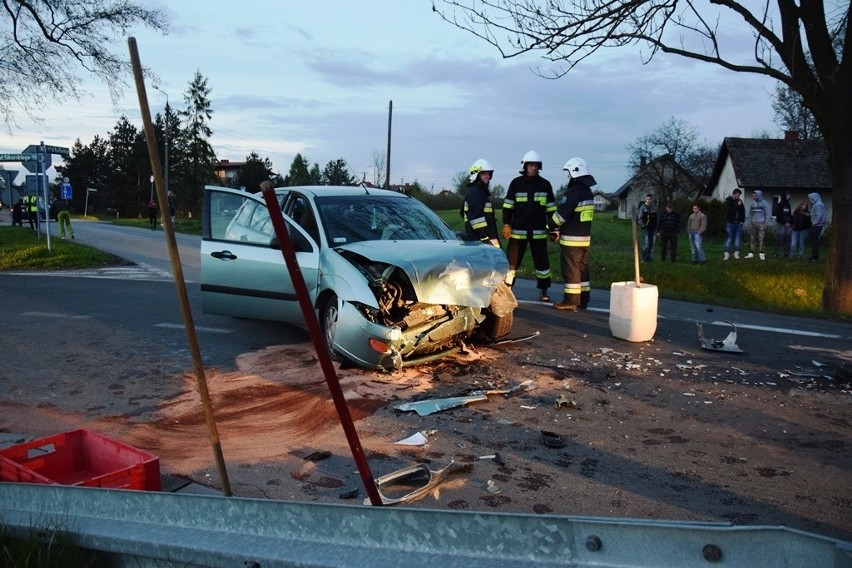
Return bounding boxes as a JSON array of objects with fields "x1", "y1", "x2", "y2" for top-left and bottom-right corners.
[{"x1": 2, "y1": 216, "x2": 851, "y2": 542}]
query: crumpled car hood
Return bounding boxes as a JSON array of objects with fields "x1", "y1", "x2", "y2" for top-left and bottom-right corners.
[{"x1": 337, "y1": 240, "x2": 508, "y2": 308}]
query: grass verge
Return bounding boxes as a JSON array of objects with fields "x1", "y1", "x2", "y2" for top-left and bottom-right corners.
[
  {"x1": 436, "y1": 210, "x2": 833, "y2": 319},
  {"x1": 0, "y1": 212, "x2": 836, "y2": 319},
  {"x1": 0, "y1": 226, "x2": 123, "y2": 270}
]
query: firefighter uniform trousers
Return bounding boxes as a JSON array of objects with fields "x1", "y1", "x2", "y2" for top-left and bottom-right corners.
[
  {"x1": 506, "y1": 234, "x2": 551, "y2": 289},
  {"x1": 559, "y1": 240, "x2": 590, "y2": 308}
]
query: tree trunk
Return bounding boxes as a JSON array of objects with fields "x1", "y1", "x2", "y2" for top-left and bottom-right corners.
[{"x1": 823, "y1": 111, "x2": 852, "y2": 316}]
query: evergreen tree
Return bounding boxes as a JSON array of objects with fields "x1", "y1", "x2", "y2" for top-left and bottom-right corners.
[
  {"x1": 231, "y1": 152, "x2": 283, "y2": 191},
  {"x1": 321, "y1": 159, "x2": 356, "y2": 185},
  {"x1": 284, "y1": 154, "x2": 313, "y2": 186},
  {"x1": 56, "y1": 137, "x2": 110, "y2": 214},
  {"x1": 176, "y1": 70, "x2": 217, "y2": 216},
  {"x1": 107, "y1": 116, "x2": 148, "y2": 217}
]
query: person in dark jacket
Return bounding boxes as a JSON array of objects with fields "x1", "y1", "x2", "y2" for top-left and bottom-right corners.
[
  {"x1": 549, "y1": 157, "x2": 595, "y2": 311},
  {"x1": 502, "y1": 150, "x2": 556, "y2": 302},
  {"x1": 772, "y1": 190, "x2": 793, "y2": 257},
  {"x1": 636, "y1": 193, "x2": 657, "y2": 262},
  {"x1": 11, "y1": 198, "x2": 24, "y2": 227},
  {"x1": 723, "y1": 188, "x2": 746, "y2": 260},
  {"x1": 790, "y1": 200, "x2": 811, "y2": 258},
  {"x1": 462, "y1": 158, "x2": 501, "y2": 248},
  {"x1": 658, "y1": 203, "x2": 681, "y2": 262},
  {"x1": 147, "y1": 199, "x2": 158, "y2": 230}
]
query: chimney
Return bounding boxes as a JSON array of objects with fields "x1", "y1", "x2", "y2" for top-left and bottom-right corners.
[
  {"x1": 640, "y1": 156, "x2": 647, "y2": 168},
  {"x1": 784, "y1": 131, "x2": 800, "y2": 140}
]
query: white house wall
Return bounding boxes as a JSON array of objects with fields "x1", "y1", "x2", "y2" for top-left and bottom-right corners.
[{"x1": 712, "y1": 158, "x2": 740, "y2": 199}]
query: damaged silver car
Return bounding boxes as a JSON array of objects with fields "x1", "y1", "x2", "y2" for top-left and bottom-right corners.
[{"x1": 201, "y1": 185, "x2": 516, "y2": 370}]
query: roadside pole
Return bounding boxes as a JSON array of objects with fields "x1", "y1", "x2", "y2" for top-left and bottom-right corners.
[{"x1": 40, "y1": 142, "x2": 52, "y2": 252}]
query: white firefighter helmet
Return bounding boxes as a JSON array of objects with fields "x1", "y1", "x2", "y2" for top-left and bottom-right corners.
[
  {"x1": 563, "y1": 157, "x2": 589, "y2": 178},
  {"x1": 469, "y1": 158, "x2": 494, "y2": 183},
  {"x1": 521, "y1": 150, "x2": 543, "y2": 168}
]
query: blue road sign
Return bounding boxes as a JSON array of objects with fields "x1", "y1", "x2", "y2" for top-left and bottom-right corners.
[{"x1": 61, "y1": 182, "x2": 72, "y2": 200}]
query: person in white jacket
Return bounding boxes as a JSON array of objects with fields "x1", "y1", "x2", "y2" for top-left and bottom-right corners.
[{"x1": 808, "y1": 192, "x2": 827, "y2": 262}]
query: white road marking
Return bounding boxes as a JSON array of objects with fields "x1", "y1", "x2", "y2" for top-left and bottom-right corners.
[
  {"x1": 21, "y1": 312, "x2": 92, "y2": 320},
  {"x1": 710, "y1": 321, "x2": 841, "y2": 339},
  {"x1": 518, "y1": 299, "x2": 845, "y2": 339},
  {"x1": 155, "y1": 323, "x2": 234, "y2": 334},
  {"x1": 5, "y1": 264, "x2": 177, "y2": 282}
]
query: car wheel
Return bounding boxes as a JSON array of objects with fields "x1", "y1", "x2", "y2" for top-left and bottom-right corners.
[
  {"x1": 321, "y1": 295, "x2": 340, "y2": 351},
  {"x1": 482, "y1": 310, "x2": 513, "y2": 340},
  {"x1": 321, "y1": 295, "x2": 356, "y2": 368}
]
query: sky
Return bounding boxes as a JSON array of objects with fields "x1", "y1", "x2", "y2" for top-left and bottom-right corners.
[{"x1": 0, "y1": 1, "x2": 783, "y2": 195}]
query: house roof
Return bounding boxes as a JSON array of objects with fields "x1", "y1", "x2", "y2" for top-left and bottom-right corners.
[
  {"x1": 708, "y1": 137, "x2": 831, "y2": 192},
  {"x1": 612, "y1": 154, "x2": 703, "y2": 198}
]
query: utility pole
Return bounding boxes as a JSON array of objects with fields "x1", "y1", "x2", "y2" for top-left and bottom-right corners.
[
  {"x1": 385, "y1": 100, "x2": 392, "y2": 190},
  {"x1": 154, "y1": 85, "x2": 170, "y2": 200}
]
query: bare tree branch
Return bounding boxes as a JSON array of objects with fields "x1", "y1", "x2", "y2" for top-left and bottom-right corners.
[{"x1": 0, "y1": 0, "x2": 167, "y2": 130}]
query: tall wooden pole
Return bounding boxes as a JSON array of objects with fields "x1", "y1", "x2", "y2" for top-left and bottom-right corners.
[{"x1": 127, "y1": 37, "x2": 231, "y2": 496}]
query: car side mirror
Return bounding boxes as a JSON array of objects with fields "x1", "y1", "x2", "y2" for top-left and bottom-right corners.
[{"x1": 270, "y1": 233, "x2": 311, "y2": 253}]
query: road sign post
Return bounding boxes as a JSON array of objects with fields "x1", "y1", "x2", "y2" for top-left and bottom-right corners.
[
  {"x1": 84, "y1": 188, "x2": 97, "y2": 218},
  {"x1": 39, "y1": 142, "x2": 53, "y2": 251}
]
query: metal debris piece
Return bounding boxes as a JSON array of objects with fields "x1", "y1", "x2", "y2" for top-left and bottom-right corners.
[
  {"x1": 503, "y1": 379, "x2": 534, "y2": 398},
  {"x1": 394, "y1": 394, "x2": 488, "y2": 416},
  {"x1": 697, "y1": 321, "x2": 744, "y2": 353},
  {"x1": 478, "y1": 453, "x2": 505, "y2": 466},
  {"x1": 783, "y1": 369, "x2": 822, "y2": 378},
  {"x1": 540, "y1": 430, "x2": 565, "y2": 448},
  {"x1": 492, "y1": 331, "x2": 541, "y2": 345},
  {"x1": 304, "y1": 450, "x2": 332, "y2": 461},
  {"x1": 554, "y1": 394, "x2": 577, "y2": 409},
  {"x1": 371, "y1": 460, "x2": 472, "y2": 505}
]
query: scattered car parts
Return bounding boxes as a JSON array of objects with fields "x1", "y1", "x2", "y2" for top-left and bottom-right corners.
[{"x1": 697, "y1": 321, "x2": 744, "y2": 353}]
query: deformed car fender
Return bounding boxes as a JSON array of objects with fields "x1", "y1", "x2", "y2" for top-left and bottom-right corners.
[{"x1": 317, "y1": 247, "x2": 380, "y2": 309}]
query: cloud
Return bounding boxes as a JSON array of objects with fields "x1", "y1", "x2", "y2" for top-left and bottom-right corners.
[{"x1": 1, "y1": 0, "x2": 781, "y2": 197}]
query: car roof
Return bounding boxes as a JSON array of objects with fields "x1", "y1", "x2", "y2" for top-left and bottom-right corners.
[{"x1": 272, "y1": 185, "x2": 408, "y2": 199}]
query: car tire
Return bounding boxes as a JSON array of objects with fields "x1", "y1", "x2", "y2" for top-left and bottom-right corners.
[
  {"x1": 482, "y1": 310, "x2": 513, "y2": 340},
  {"x1": 320, "y1": 294, "x2": 356, "y2": 368}
]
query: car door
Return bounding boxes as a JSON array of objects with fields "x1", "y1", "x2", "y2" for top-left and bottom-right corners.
[{"x1": 201, "y1": 186, "x2": 320, "y2": 324}]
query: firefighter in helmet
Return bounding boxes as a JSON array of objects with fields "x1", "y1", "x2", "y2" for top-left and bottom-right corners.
[{"x1": 502, "y1": 150, "x2": 556, "y2": 302}]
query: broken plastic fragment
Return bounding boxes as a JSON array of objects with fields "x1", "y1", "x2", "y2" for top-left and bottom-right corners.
[
  {"x1": 395, "y1": 432, "x2": 429, "y2": 446},
  {"x1": 394, "y1": 394, "x2": 488, "y2": 416},
  {"x1": 697, "y1": 321, "x2": 744, "y2": 353}
]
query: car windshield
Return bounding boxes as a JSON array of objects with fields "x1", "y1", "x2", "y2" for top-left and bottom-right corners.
[{"x1": 315, "y1": 195, "x2": 458, "y2": 245}]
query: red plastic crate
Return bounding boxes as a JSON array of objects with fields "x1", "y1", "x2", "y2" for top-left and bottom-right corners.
[{"x1": 0, "y1": 429, "x2": 160, "y2": 491}]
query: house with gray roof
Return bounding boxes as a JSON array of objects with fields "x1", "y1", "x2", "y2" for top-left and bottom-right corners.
[
  {"x1": 611, "y1": 154, "x2": 705, "y2": 219},
  {"x1": 707, "y1": 132, "x2": 832, "y2": 220}
]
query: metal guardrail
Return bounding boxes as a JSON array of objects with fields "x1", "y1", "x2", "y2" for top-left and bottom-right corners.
[{"x1": 1, "y1": 483, "x2": 850, "y2": 567}]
